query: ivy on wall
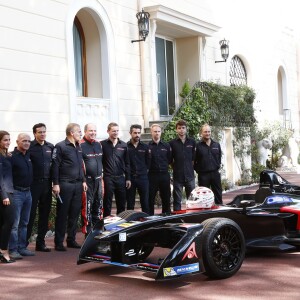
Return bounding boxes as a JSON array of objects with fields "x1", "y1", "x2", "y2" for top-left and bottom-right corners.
[
  {"x1": 162, "y1": 81, "x2": 258, "y2": 184},
  {"x1": 162, "y1": 81, "x2": 256, "y2": 141}
]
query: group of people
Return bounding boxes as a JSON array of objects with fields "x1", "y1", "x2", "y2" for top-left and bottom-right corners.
[{"x1": 0, "y1": 120, "x2": 222, "y2": 263}]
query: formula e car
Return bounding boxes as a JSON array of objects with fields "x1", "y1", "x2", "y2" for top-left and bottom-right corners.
[{"x1": 77, "y1": 170, "x2": 300, "y2": 280}]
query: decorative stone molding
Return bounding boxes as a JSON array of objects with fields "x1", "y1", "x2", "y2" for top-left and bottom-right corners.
[{"x1": 76, "y1": 97, "x2": 110, "y2": 139}]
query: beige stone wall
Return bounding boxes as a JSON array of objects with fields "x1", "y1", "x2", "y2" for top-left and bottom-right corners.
[{"x1": 0, "y1": 0, "x2": 299, "y2": 154}]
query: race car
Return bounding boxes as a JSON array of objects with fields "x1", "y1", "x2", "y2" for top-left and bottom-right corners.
[{"x1": 77, "y1": 170, "x2": 300, "y2": 280}]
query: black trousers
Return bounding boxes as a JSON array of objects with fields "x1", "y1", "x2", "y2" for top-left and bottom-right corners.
[
  {"x1": 173, "y1": 178, "x2": 195, "y2": 211},
  {"x1": 148, "y1": 172, "x2": 171, "y2": 215},
  {"x1": 27, "y1": 180, "x2": 52, "y2": 245},
  {"x1": 197, "y1": 170, "x2": 223, "y2": 204},
  {"x1": 103, "y1": 176, "x2": 126, "y2": 217},
  {"x1": 0, "y1": 193, "x2": 15, "y2": 250},
  {"x1": 54, "y1": 181, "x2": 83, "y2": 246},
  {"x1": 82, "y1": 177, "x2": 102, "y2": 234},
  {"x1": 126, "y1": 174, "x2": 149, "y2": 214}
]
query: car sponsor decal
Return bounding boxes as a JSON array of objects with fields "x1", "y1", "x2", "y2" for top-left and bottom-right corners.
[
  {"x1": 125, "y1": 249, "x2": 136, "y2": 256},
  {"x1": 182, "y1": 242, "x2": 198, "y2": 260},
  {"x1": 266, "y1": 195, "x2": 293, "y2": 205},
  {"x1": 163, "y1": 263, "x2": 200, "y2": 277},
  {"x1": 118, "y1": 222, "x2": 136, "y2": 228},
  {"x1": 104, "y1": 216, "x2": 122, "y2": 224},
  {"x1": 119, "y1": 232, "x2": 126, "y2": 241}
]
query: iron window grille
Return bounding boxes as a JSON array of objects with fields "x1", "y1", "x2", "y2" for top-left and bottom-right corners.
[{"x1": 229, "y1": 55, "x2": 247, "y2": 86}]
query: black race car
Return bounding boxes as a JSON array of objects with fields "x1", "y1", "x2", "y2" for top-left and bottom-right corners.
[{"x1": 77, "y1": 170, "x2": 300, "y2": 280}]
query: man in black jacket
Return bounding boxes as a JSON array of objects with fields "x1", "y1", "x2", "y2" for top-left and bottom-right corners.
[
  {"x1": 169, "y1": 120, "x2": 196, "y2": 211},
  {"x1": 80, "y1": 123, "x2": 103, "y2": 235},
  {"x1": 101, "y1": 122, "x2": 131, "y2": 217},
  {"x1": 194, "y1": 124, "x2": 223, "y2": 204},
  {"x1": 148, "y1": 124, "x2": 172, "y2": 215},
  {"x1": 9, "y1": 133, "x2": 34, "y2": 259},
  {"x1": 126, "y1": 124, "x2": 150, "y2": 214},
  {"x1": 52, "y1": 123, "x2": 87, "y2": 251},
  {"x1": 27, "y1": 123, "x2": 54, "y2": 252}
]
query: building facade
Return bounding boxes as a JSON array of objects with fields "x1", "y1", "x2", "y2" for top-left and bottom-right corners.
[{"x1": 0, "y1": 0, "x2": 299, "y2": 181}]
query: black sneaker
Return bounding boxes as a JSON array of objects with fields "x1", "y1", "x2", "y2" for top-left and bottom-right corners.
[
  {"x1": 36, "y1": 244, "x2": 51, "y2": 252},
  {"x1": 55, "y1": 244, "x2": 67, "y2": 251},
  {"x1": 67, "y1": 241, "x2": 81, "y2": 249}
]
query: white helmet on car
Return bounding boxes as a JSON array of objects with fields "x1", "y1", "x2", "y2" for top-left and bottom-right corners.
[{"x1": 186, "y1": 186, "x2": 215, "y2": 209}]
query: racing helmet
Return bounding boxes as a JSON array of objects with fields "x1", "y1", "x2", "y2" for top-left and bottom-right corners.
[{"x1": 186, "y1": 186, "x2": 215, "y2": 209}]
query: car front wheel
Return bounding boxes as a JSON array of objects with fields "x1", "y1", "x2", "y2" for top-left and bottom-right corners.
[{"x1": 200, "y1": 217, "x2": 245, "y2": 279}]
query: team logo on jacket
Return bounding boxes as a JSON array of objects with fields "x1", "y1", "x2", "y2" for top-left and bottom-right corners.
[{"x1": 182, "y1": 242, "x2": 198, "y2": 261}]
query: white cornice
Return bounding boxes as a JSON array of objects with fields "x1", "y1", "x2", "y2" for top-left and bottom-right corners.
[{"x1": 145, "y1": 5, "x2": 220, "y2": 38}]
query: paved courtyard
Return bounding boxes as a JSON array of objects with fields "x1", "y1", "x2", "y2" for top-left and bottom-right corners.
[{"x1": 1, "y1": 171, "x2": 299, "y2": 300}]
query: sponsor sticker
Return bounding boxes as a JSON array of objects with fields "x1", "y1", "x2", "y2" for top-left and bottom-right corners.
[
  {"x1": 163, "y1": 263, "x2": 200, "y2": 277},
  {"x1": 266, "y1": 195, "x2": 293, "y2": 205},
  {"x1": 119, "y1": 232, "x2": 126, "y2": 242},
  {"x1": 182, "y1": 242, "x2": 198, "y2": 260},
  {"x1": 125, "y1": 249, "x2": 136, "y2": 256},
  {"x1": 118, "y1": 222, "x2": 136, "y2": 228}
]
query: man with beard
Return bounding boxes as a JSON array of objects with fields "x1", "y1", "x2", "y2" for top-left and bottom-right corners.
[{"x1": 126, "y1": 124, "x2": 150, "y2": 214}]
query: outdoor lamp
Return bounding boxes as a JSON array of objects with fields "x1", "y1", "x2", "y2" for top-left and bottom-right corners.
[
  {"x1": 215, "y1": 39, "x2": 229, "y2": 63},
  {"x1": 131, "y1": 9, "x2": 150, "y2": 43}
]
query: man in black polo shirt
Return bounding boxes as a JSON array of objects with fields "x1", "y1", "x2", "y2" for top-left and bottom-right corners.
[
  {"x1": 148, "y1": 124, "x2": 172, "y2": 215},
  {"x1": 9, "y1": 133, "x2": 34, "y2": 259},
  {"x1": 52, "y1": 123, "x2": 87, "y2": 251},
  {"x1": 126, "y1": 124, "x2": 150, "y2": 214},
  {"x1": 80, "y1": 123, "x2": 103, "y2": 235},
  {"x1": 27, "y1": 123, "x2": 54, "y2": 252},
  {"x1": 169, "y1": 120, "x2": 196, "y2": 211},
  {"x1": 194, "y1": 124, "x2": 223, "y2": 204},
  {"x1": 101, "y1": 122, "x2": 131, "y2": 217}
]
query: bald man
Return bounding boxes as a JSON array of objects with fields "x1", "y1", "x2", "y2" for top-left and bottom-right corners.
[
  {"x1": 80, "y1": 123, "x2": 103, "y2": 236},
  {"x1": 9, "y1": 133, "x2": 35, "y2": 259}
]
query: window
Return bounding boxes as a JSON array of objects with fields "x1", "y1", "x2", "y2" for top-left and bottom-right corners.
[
  {"x1": 155, "y1": 37, "x2": 175, "y2": 115},
  {"x1": 73, "y1": 17, "x2": 87, "y2": 97},
  {"x1": 229, "y1": 56, "x2": 247, "y2": 86}
]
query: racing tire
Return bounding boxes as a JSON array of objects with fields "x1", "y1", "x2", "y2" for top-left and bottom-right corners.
[
  {"x1": 200, "y1": 217, "x2": 245, "y2": 279},
  {"x1": 117, "y1": 210, "x2": 149, "y2": 221}
]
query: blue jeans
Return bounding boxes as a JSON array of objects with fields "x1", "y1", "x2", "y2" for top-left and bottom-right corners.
[{"x1": 9, "y1": 190, "x2": 32, "y2": 252}]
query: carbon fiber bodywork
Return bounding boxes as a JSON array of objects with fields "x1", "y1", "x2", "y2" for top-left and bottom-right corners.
[{"x1": 77, "y1": 170, "x2": 300, "y2": 280}]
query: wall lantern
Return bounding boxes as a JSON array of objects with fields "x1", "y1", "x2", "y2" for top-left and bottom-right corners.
[
  {"x1": 131, "y1": 9, "x2": 150, "y2": 43},
  {"x1": 215, "y1": 39, "x2": 229, "y2": 63}
]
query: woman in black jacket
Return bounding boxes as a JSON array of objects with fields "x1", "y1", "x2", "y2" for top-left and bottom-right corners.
[{"x1": 0, "y1": 130, "x2": 15, "y2": 263}]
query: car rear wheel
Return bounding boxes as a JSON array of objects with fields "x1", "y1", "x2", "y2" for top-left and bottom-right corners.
[
  {"x1": 117, "y1": 210, "x2": 149, "y2": 221},
  {"x1": 200, "y1": 217, "x2": 245, "y2": 279}
]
